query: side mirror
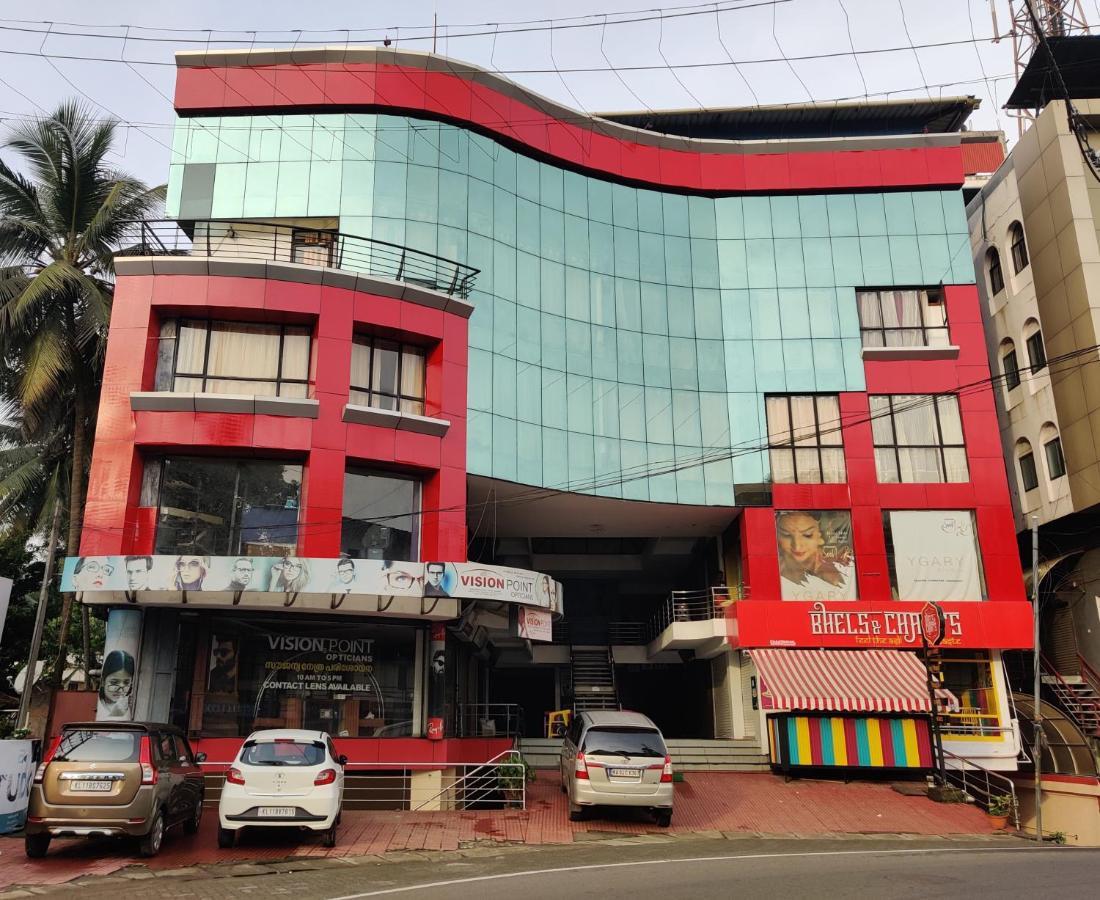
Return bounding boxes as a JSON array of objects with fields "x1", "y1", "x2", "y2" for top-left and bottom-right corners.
[
  {"x1": 338, "y1": 754, "x2": 348, "y2": 767},
  {"x1": 195, "y1": 752, "x2": 207, "y2": 763}
]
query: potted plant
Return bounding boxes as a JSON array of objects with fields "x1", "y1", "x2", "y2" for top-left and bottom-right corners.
[
  {"x1": 498, "y1": 756, "x2": 533, "y2": 808},
  {"x1": 986, "y1": 794, "x2": 1014, "y2": 829}
]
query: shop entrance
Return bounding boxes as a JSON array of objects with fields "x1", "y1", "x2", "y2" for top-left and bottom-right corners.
[
  {"x1": 617, "y1": 660, "x2": 714, "y2": 739},
  {"x1": 488, "y1": 666, "x2": 557, "y2": 738}
]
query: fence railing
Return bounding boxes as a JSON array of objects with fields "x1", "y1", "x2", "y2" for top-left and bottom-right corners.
[
  {"x1": 941, "y1": 747, "x2": 1020, "y2": 829},
  {"x1": 453, "y1": 703, "x2": 525, "y2": 739},
  {"x1": 411, "y1": 749, "x2": 528, "y2": 811},
  {"x1": 117, "y1": 219, "x2": 480, "y2": 299}
]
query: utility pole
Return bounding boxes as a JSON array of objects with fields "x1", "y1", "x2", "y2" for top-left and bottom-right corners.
[
  {"x1": 1031, "y1": 514, "x2": 1042, "y2": 842},
  {"x1": 17, "y1": 498, "x2": 63, "y2": 731}
]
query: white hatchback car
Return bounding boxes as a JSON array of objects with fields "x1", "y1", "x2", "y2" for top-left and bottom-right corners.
[{"x1": 217, "y1": 729, "x2": 346, "y2": 848}]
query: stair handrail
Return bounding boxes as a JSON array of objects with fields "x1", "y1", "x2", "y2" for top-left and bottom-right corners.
[
  {"x1": 410, "y1": 748, "x2": 527, "y2": 811},
  {"x1": 940, "y1": 747, "x2": 1020, "y2": 830},
  {"x1": 1078, "y1": 654, "x2": 1100, "y2": 697},
  {"x1": 607, "y1": 645, "x2": 621, "y2": 711}
]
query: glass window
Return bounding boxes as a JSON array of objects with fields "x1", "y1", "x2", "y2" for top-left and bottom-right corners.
[
  {"x1": 57, "y1": 729, "x2": 141, "y2": 762},
  {"x1": 1019, "y1": 451, "x2": 1038, "y2": 491},
  {"x1": 350, "y1": 336, "x2": 426, "y2": 415},
  {"x1": 240, "y1": 740, "x2": 325, "y2": 766},
  {"x1": 1045, "y1": 436, "x2": 1066, "y2": 479},
  {"x1": 1002, "y1": 348, "x2": 1021, "y2": 390},
  {"x1": 1009, "y1": 222, "x2": 1029, "y2": 274},
  {"x1": 1026, "y1": 330, "x2": 1047, "y2": 373},
  {"x1": 290, "y1": 228, "x2": 335, "y2": 267},
  {"x1": 870, "y1": 394, "x2": 969, "y2": 483},
  {"x1": 341, "y1": 469, "x2": 419, "y2": 561},
  {"x1": 151, "y1": 456, "x2": 302, "y2": 557},
  {"x1": 154, "y1": 319, "x2": 311, "y2": 398},
  {"x1": 938, "y1": 651, "x2": 999, "y2": 737},
  {"x1": 856, "y1": 288, "x2": 948, "y2": 348},
  {"x1": 766, "y1": 394, "x2": 846, "y2": 484},
  {"x1": 987, "y1": 248, "x2": 1004, "y2": 295}
]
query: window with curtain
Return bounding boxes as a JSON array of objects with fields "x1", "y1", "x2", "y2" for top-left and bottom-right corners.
[
  {"x1": 349, "y1": 336, "x2": 426, "y2": 415},
  {"x1": 154, "y1": 319, "x2": 311, "y2": 397},
  {"x1": 1009, "y1": 222, "x2": 1029, "y2": 274},
  {"x1": 765, "y1": 395, "x2": 846, "y2": 484},
  {"x1": 987, "y1": 248, "x2": 1004, "y2": 295},
  {"x1": 869, "y1": 394, "x2": 969, "y2": 483},
  {"x1": 856, "y1": 288, "x2": 949, "y2": 348}
]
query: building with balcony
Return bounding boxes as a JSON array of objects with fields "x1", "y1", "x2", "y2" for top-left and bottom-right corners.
[{"x1": 67, "y1": 46, "x2": 1032, "y2": 777}]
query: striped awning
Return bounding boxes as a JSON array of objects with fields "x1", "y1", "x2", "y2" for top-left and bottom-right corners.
[{"x1": 750, "y1": 648, "x2": 931, "y2": 714}]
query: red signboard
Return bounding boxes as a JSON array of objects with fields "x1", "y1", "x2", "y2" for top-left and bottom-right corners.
[
  {"x1": 730, "y1": 600, "x2": 1033, "y2": 650},
  {"x1": 920, "y1": 602, "x2": 946, "y2": 646}
]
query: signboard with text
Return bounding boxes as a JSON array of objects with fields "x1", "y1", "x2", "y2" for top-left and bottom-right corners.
[{"x1": 518, "y1": 606, "x2": 553, "y2": 642}]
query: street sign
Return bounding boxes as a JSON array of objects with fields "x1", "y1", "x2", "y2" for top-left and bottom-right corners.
[{"x1": 920, "y1": 601, "x2": 946, "y2": 647}]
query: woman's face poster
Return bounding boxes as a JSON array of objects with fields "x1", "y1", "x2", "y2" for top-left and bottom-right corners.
[{"x1": 775, "y1": 510, "x2": 857, "y2": 601}]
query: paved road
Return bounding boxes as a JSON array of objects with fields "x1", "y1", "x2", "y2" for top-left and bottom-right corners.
[{"x1": 18, "y1": 836, "x2": 1099, "y2": 900}]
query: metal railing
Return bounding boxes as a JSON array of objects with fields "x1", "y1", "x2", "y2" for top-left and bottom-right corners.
[
  {"x1": 117, "y1": 219, "x2": 480, "y2": 299},
  {"x1": 411, "y1": 748, "x2": 528, "y2": 811},
  {"x1": 453, "y1": 703, "x2": 525, "y2": 739},
  {"x1": 941, "y1": 747, "x2": 1020, "y2": 829}
]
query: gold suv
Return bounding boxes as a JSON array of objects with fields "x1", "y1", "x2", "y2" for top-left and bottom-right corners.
[{"x1": 25, "y1": 722, "x2": 206, "y2": 858}]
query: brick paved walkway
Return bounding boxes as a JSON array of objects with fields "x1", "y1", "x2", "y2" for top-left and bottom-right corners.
[{"x1": 0, "y1": 773, "x2": 996, "y2": 890}]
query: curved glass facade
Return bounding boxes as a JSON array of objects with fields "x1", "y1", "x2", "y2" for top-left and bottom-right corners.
[{"x1": 168, "y1": 113, "x2": 974, "y2": 505}]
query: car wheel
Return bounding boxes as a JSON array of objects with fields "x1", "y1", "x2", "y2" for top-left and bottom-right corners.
[
  {"x1": 24, "y1": 833, "x2": 50, "y2": 858},
  {"x1": 184, "y1": 799, "x2": 203, "y2": 835},
  {"x1": 217, "y1": 826, "x2": 236, "y2": 849},
  {"x1": 654, "y1": 810, "x2": 672, "y2": 828},
  {"x1": 139, "y1": 812, "x2": 165, "y2": 857},
  {"x1": 322, "y1": 822, "x2": 337, "y2": 848},
  {"x1": 568, "y1": 802, "x2": 586, "y2": 822}
]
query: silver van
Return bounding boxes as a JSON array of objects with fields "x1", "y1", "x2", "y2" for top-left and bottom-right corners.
[{"x1": 559, "y1": 710, "x2": 673, "y2": 827}]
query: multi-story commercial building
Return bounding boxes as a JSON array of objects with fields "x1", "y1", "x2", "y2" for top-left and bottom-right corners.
[{"x1": 66, "y1": 47, "x2": 1033, "y2": 779}]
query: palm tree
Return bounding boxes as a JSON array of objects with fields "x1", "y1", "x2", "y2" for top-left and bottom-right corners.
[{"x1": 0, "y1": 101, "x2": 163, "y2": 680}]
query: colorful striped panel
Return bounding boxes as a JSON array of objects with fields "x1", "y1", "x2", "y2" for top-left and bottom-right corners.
[{"x1": 773, "y1": 716, "x2": 933, "y2": 768}]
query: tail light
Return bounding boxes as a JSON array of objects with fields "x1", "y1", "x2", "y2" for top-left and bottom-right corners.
[
  {"x1": 660, "y1": 756, "x2": 673, "y2": 784},
  {"x1": 314, "y1": 768, "x2": 337, "y2": 786},
  {"x1": 226, "y1": 767, "x2": 246, "y2": 786},
  {"x1": 35, "y1": 736, "x2": 61, "y2": 784},
  {"x1": 574, "y1": 752, "x2": 590, "y2": 780},
  {"x1": 139, "y1": 737, "x2": 158, "y2": 785}
]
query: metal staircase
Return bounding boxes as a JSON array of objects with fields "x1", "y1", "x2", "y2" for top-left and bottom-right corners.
[
  {"x1": 1041, "y1": 655, "x2": 1100, "y2": 737},
  {"x1": 570, "y1": 646, "x2": 621, "y2": 712}
]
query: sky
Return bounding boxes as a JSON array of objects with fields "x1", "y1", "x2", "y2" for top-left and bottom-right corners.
[{"x1": 0, "y1": 0, "x2": 1089, "y2": 186}]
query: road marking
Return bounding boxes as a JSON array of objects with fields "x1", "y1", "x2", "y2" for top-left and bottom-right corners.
[{"x1": 326, "y1": 845, "x2": 1080, "y2": 899}]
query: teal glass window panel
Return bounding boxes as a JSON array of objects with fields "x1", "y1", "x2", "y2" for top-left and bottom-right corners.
[
  {"x1": 279, "y1": 116, "x2": 315, "y2": 163},
  {"x1": 516, "y1": 198, "x2": 540, "y2": 254},
  {"x1": 642, "y1": 333, "x2": 671, "y2": 387},
  {"x1": 372, "y1": 161, "x2": 408, "y2": 217},
  {"x1": 340, "y1": 216, "x2": 372, "y2": 241},
  {"x1": 370, "y1": 217, "x2": 405, "y2": 248},
  {"x1": 438, "y1": 170, "x2": 468, "y2": 228},
  {"x1": 665, "y1": 235, "x2": 692, "y2": 287},
  {"x1": 540, "y1": 258, "x2": 564, "y2": 315},
  {"x1": 612, "y1": 183, "x2": 638, "y2": 229},
  {"x1": 340, "y1": 160, "x2": 375, "y2": 216},
  {"x1": 812, "y1": 339, "x2": 847, "y2": 390},
  {"x1": 617, "y1": 331, "x2": 644, "y2": 384},
  {"x1": 593, "y1": 380, "x2": 620, "y2": 438},
  {"x1": 662, "y1": 193, "x2": 690, "y2": 237},
  {"x1": 216, "y1": 120, "x2": 249, "y2": 163},
  {"x1": 700, "y1": 392, "x2": 731, "y2": 448},
  {"x1": 405, "y1": 221, "x2": 437, "y2": 259},
  {"x1": 242, "y1": 162, "x2": 278, "y2": 217},
  {"x1": 715, "y1": 196, "x2": 745, "y2": 239},
  {"x1": 540, "y1": 163, "x2": 564, "y2": 209},
  {"x1": 807, "y1": 287, "x2": 842, "y2": 339},
  {"x1": 437, "y1": 225, "x2": 466, "y2": 265},
  {"x1": 836, "y1": 288, "x2": 861, "y2": 337},
  {"x1": 777, "y1": 289, "x2": 810, "y2": 339},
  {"x1": 542, "y1": 427, "x2": 568, "y2": 488},
  {"x1": 637, "y1": 190, "x2": 664, "y2": 233},
  {"x1": 746, "y1": 239, "x2": 777, "y2": 288},
  {"x1": 493, "y1": 145, "x2": 517, "y2": 191},
  {"x1": 691, "y1": 238, "x2": 719, "y2": 288},
  {"x1": 467, "y1": 410, "x2": 492, "y2": 475},
  {"x1": 614, "y1": 279, "x2": 641, "y2": 332},
  {"x1": 541, "y1": 313, "x2": 567, "y2": 372},
  {"x1": 468, "y1": 178, "x2": 493, "y2": 235},
  {"x1": 437, "y1": 125, "x2": 468, "y2": 173},
  {"x1": 697, "y1": 339, "x2": 725, "y2": 392},
  {"x1": 516, "y1": 363, "x2": 542, "y2": 424},
  {"x1": 565, "y1": 266, "x2": 591, "y2": 321},
  {"x1": 912, "y1": 191, "x2": 946, "y2": 234},
  {"x1": 516, "y1": 306, "x2": 541, "y2": 365},
  {"x1": 672, "y1": 390, "x2": 702, "y2": 446},
  {"x1": 749, "y1": 289, "x2": 782, "y2": 340},
  {"x1": 614, "y1": 226, "x2": 640, "y2": 280},
  {"x1": 753, "y1": 340, "x2": 787, "y2": 392},
  {"x1": 826, "y1": 194, "x2": 858, "y2": 236},
  {"x1": 620, "y1": 440, "x2": 650, "y2": 501},
  {"x1": 567, "y1": 375, "x2": 593, "y2": 433},
  {"x1": 187, "y1": 118, "x2": 221, "y2": 163},
  {"x1": 732, "y1": 444, "x2": 766, "y2": 488},
  {"x1": 638, "y1": 232, "x2": 667, "y2": 284},
  {"x1": 493, "y1": 187, "x2": 517, "y2": 245},
  {"x1": 592, "y1": 324, "x2": 618, "y2": 381},
  {"x1": 720, "y1": 290, "x2": 751, "y2": 341},
  {"x1": 493, "y1": 298, "x2": 517, "y2": 358},
  {"x1": 467, "y1": 348, "x2": 493, "y2": 411},
  {"x1": 516, "y1": 155, "x2": 539, "y2": 202},
  {"x1": 667, "y1": 286, "x2": 695, "y2": 338},
  {"x1": 889, "y1": 235, "x2": 923, "y2": 284},
  {"x1": 831, "y1": 236, "x2": 864, "y2": 287},
  {"x1": 211, "y1": 163, "x2": 246, "y2": 218},
  {"x1": 541, "y1": 206, "x2": 565, "y2": 262},
  {"x1": 803, "y1": 237, "x2": 835, "y2": 287},
  {"x1": 675, "y1": 446, "x2": 706, "y2": 505},
  {"x1": 590, "y1": 221, "x2": 614, "y2": 274},
  {"x1": 774, "y1": 239, "x2": 806, "y2": 288},
  {"x1": 842, "y1": 337, "x2": 866, "y2": 389},
  {"x1": 492, "y1": 416, "x2": 518, "y2": 482},
  {"x1": 171, "y1": 123, "x2": 190, "y2": 165},
  {"x1": 568, "y1": 432, "x2": 595, "y2": 490},
  {"x1": 742, "y1": 196, "x2": 772, "y2": 239},
  {"x1": 408, "y1": 123, "x2": 440, "y2": 166},
  {"x1": 942, "y1": 191, "x2": 969, "y2": 234},
  {"x1": 884, "y1": 193, "x2": 917, "y2": 235},
  {"x1": 495, "y1": 243, "x2": 518, "y2": 303},
  {"x1": 468, "y1": 132, "x2": 497, "y2": 183},
  {"x1": 591, "y1": 274, "x2": 615, "y2": 328},
  {"x1": 310, "y1": 120, "x2": 340, "y2": 163},
  {"x1": 166, "y1": 165, "x2": 183, "y2": 217},
  {"x1": 669, "y1": 336, "x2": 698, "y2": 390},
  {"x1": 641, "y1": 283, "x2": 669, "y2": 335},
  {"x1": 646, "y1": 443, "x2": 677, "y2": 503},
  {"x1": 798, "y1": 196, "x2": 830, "y2": 238},
  {"x1": 374, "y1": 116, "x2": 409, "y2": 163},
  {"x1": 770, "y1": 196, "x2": 801, "y2": 238},
  {"x1": 728, "y1": 393, "x2": 764, "y2": 449},
  {"x1": 855, "y1": 193, "x2": 888, "y2": 236},
  {"x1": 542, "y1": 369, "x2": 567, "y2": 428},
  {"x1": 693, "y1": 288, "x2": 723, "y2": 338},
  {"x1": 718, "y1": 241, "x2": 748, "y2": 289},
  {"x1": 859, "y1": 236, "x2": 893, "y2": 284},
  {"x1": 593, "y1": 437, "x2": 622, "y2": 498},
  {"x1": 563, "y1": 170, "x2": 588, "y2": 216},
  {"x1": 688, "y1": 196, "x2": 716, "y2": 238},
  {"x1": 517, "y1": 421, "x2": 544, "y2": 486},
  {"x1": 564, "y1": 214, "x2": 591, "y2": 268},
  {"x1": 619, "y1": 384, "x2": 646, "y2": 441},
  {"x1": 917, "y1": 233, "x2": 952, "y2": 285},
  {"x1": 566, "y1": 320, "x2": 592, "y2": 376},
  {"x1": 588, "y1": 179, "x2": 613, "y2": 224},
  {"x1": 723, "y1": 340, "x2": 757, "y2": 392},
  {"x1": 644, "y1": 387, "x2": 674, "y2": 444},
  {"x1": 703, "y1": 456, "x2": 736, "y2": 506},
  {"x1": 948, "y1": 232, "x2": 976, "y2": 283},
  {"x1": 493, "y1": 354, "x2": 518, "y2": 419}
]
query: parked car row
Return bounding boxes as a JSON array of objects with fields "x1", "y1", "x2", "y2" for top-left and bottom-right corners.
[{"x1": 24, "y1": 723, "x2": 345, "y2": 858}]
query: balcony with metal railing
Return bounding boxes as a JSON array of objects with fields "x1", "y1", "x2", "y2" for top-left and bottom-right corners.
[{"x1": 116, "y1": 219, "x2": 480, "y2": 299}]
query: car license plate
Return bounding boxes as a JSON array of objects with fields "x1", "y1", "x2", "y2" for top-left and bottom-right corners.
[
  {"x1": 258, "y1": 806, "x2": 295, "y2": 817},
  {"x1": 608, "y1": 768, "x2": 641, "y2": 778},
  {"x1": 70, "y1": 780, "x2": 113, "y2": 792}
]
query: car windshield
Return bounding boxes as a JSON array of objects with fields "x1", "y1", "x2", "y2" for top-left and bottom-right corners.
[
  {"x1": 54, "y1": 729, "x2": 141, "y2": 763},
  {"x1": 240, "y1": 740, "x2": 325, "y2": 766},
  {"x1": 582, "y1": 727, "x2": 667, "y2": 758}
]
